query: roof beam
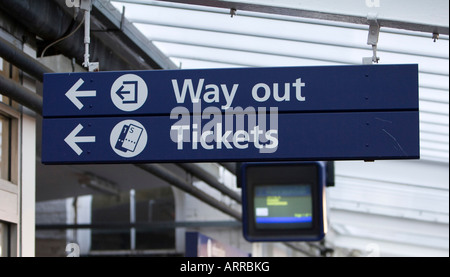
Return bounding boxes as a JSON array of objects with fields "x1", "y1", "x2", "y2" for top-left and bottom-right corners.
[{"x1": 155, "y1": 0, "x2": 449, "y2": 35}]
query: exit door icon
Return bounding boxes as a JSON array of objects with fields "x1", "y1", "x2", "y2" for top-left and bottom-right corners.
[
  {"x1": 111, "y1": 74, "x2": 148, "y2": 112},
  {"x1": 116, "y1": 81, "x2": 139, "y2": 104}
]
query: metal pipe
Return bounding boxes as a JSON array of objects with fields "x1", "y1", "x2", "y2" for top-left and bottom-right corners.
[
  {"x1": 0, "y1": 74, "x2": 42, "y2": 115},
  {"x1": 129, "y1": 189, "x2": 136, "y2": 251},
  {"x1": 83, "y1": 9, "x2": 91, "y2": 68},
  {"x1": 177, "y1": 163, "x2": 241, "y2": 204},
  {"x1": 0, "y1": 0, "x2": 87, "y2": 62},
  {"x1": 131, "y1": 17, "x2": 449, "y2": 60},
  {"x1": 149, "y1": 0, "x2": 450, "y2": 35},
  {"x1": 136, "y1": 164, "x2": 242, "y2": 221},
  {"x1": 0, "y1": 36, "x2": 48, "y2": 115},
  {"x1": 117, "y1": 0, "x2": 449, "y2": 40},
  {"x1": 36, "y1": 221, "x2": 242, "y2": 230},
  {"x1": 0, "y1": 36, "x2": 53, "y2": 82},
  {"x1": 0, "y1": 0, "x2": 71, "y2": 41}
]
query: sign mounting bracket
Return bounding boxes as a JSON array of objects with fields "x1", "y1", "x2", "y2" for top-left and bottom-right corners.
[
  {"x1": 80, "y1": 0, "x2": 100, "y2": 72},
  {"x1": 364, "y1": 13, "x2": 381, "y2": 64}
]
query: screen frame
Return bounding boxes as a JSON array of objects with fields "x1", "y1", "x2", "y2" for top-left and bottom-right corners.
[{"x1": 241, "y1": 162, "x2": 326, "y2": 242}]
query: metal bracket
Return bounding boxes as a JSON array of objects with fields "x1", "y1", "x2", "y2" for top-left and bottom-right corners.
[
  {"x1": 364, "y1": 13, "x2": 380, "y2": 64},
  {"x1": 80, "y1": 0, "x2": 91, "y2": 11},
  {"x1": 432, "y1": 32, "x2": 439, "y2": 42},
  {"x1": 120, "y1": 6, "x2": 126, "y2": 31},
  {"x1": 88, "y1": 62, "x2": 100, "y2": 72},
  {"x1": 230, "y1": 8, "x2": 237, "y2": 18}
]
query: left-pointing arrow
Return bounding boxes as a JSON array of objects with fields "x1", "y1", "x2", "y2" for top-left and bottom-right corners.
[
  {"x1": 64, "y1": 124, "x2": 96, "y2": 156},
  {"x1": 65, "y1": 78, "x2": 96, "y2": 110}
]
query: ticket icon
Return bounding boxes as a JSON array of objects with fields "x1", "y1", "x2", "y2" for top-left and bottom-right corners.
[
  {"x1": 115, "y1": 124, "x2": 143, "y2": 153},
  {"x1": 110, "y1": 120, "x2": 148, "y2": 158}
]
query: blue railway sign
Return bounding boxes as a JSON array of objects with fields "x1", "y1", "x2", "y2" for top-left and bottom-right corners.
[
  {"x1": 42, "y1": 64, "x2": 420, "y2": 164},
  {"x1": 43, "y1": 64, "x2": 418, "y2": 117}
]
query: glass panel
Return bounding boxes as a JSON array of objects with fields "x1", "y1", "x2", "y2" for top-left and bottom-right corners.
[
  {"x1": 91, "y1": 191, "x2": 131, "y2": 251},
  {"x1": 90, "y1": 187, "x2": 175, "y2": 252},
  {"x1": 0, "y1": 115, "x2": 10, "y2": 181},
  {"x1": 135, "y1": 187, "x2": 175, "y2": 250},
  {"x1": 35, "y1": 199, "x2": 71, "y2": 257}
]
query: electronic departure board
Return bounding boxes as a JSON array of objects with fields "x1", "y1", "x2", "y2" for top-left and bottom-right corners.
[
  {"x1": 254, "y1": 184, "x2": 313, "y2": 229},
  {"x1": 240, "y1": 162, "x2": 327, "y2": 242}
]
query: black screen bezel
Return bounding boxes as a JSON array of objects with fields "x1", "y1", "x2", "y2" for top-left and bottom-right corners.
[{"x1": 243, "y1": 162, "x2": 324, "y2": 241}]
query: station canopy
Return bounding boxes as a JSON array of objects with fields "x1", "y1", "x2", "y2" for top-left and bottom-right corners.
[{"x1": 108, "y1": 0, "x2": 448, "y2": 256}]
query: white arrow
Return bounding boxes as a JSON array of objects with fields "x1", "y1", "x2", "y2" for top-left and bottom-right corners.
[
  {"x1": 65, "y1": 78, "x2": 96, "y2": 110},
  {"x1": 64, "y1": 124, "x2": 96, "y2": 156}
]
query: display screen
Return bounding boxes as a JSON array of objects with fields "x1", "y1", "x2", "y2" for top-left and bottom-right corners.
[{"x1": 254, "y1": 184, "x2": 313, "y2": 230}]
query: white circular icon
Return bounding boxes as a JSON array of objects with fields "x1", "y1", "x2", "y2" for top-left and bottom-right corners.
[
  {"x1": 110, "y1": 120, "x2": 148, "y2": 158},
  {"x1": 111, "y1": 74, "x2": 148, "y2": 112}
]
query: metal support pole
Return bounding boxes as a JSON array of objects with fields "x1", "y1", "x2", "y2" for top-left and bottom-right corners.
[
  {"x1": 177, "y1": 163, "x2": 241, "y2": 204},
  {"x1": 0, "y1": 74, "x2": 43, "y2": 115},
  {"x1": 136, "y1": 164, "x2": 242, "y2": 221},
  {"x1": 151, "y1": 0, "x2": 449, "y2": 35},
  {"x1": 130, "y1": 189, "x2": 136, "y2": 251},
  {"x1": 80, "y1": 0, "x2": 99, "y2": 71},
  {"x1": 0, "y1": 37, "x2": 52, "y2": 82},
  {"x1": 364, "y1": 13, "x2": 381, "y2": 64},
  {"x1": 83, "y1": 8, "x2": 91, "y2": 68}
]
